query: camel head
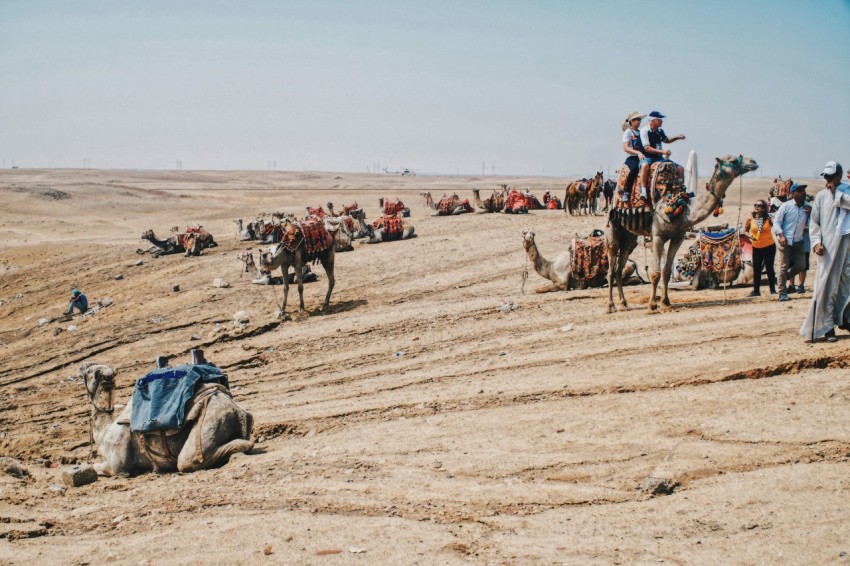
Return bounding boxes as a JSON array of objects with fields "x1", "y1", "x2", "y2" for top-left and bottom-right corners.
[
  {"x1": 710, "y1": 155, "x2": 759, "y2": 196},
  {"x1": 141, "y1": 229, "x2": 154, "y2": 240},
  {"x1": 78, "y1": 362, "x2": 115, "y2": 403},
  {"x1": 521, "y1": 229, "x2": 536, "y2": 250}
]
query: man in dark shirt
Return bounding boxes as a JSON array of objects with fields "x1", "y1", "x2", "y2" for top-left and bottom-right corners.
[
  {"x1": 65, "y1": 289, "x2": 88, "y2": 315},
  {"x1": 638, "y1": 111, "x2": 686, "y2": 199}
]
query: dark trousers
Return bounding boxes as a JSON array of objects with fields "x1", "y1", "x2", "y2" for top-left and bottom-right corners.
[
  {"x1": 624, "y1": 156, "x2": 640, "y2": 193},
  {"x1": 752, "y1": 244, "x2": 777, "y2": 294},
  {"x1": 778, "y1": 241, "x2": 805, "y2": 294}
]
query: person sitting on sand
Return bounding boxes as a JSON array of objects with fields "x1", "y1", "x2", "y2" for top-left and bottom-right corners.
[{"x1": 65, "y1": 289, "x2": 88, "y2": 316}]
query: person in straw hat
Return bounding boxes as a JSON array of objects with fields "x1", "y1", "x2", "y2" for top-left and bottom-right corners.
[{"x1": 620, "y1": 111, "x2": 646, "y2": 203}]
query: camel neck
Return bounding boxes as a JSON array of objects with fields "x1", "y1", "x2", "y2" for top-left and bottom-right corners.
[
  {"x1": 90, "y1": 383, "x2": 115, "y2": 445},
  {"x1": 525, "y1": 240, "x2": 553, "y2": 279},
  {"x1": 683, "y1": 171, "x2": 733, "y2": 229}
]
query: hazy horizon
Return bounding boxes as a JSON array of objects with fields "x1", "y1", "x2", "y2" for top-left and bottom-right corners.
[{"x1": 2, "y1": 1, "x2": 848, "y2": 178}]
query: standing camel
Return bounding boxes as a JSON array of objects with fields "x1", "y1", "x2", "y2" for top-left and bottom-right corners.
[
  {"x1": 259, "y1": 218, "x2": 336, "y2": 316},
  {"x1": 565, "y1": 172, "x2": 603, "y2": 216},
  {"x1": 606, "y1": 154, "x2": 758, "y2": 313}
]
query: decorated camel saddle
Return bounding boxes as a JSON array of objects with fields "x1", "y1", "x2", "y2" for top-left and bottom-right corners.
[
  {"x1": 341, "y1": 201, "x2": 359, "y2": 215},
  {"x1": 382, "y1": 198, "x2": 407, "y2": 216},
  {"x1": 676, "y1": 227, "x2": 747, "y2": 286},
  {"x1": 615, "y1": 161, "x2": 687, "y2": 215},
  {"x1": 181, "y1": 226, "x2": 216, "y2": 254},
  {"x1": 544, "y1": 193, "x2": 562, "y2": 209},
  {"x1": 307, "y1": 206, "x2": 326, "y2": 219},
  {"x1": 504, "y1": 190, "x2": 529, "y2": 213},
  {"x1": 279, "y1": 218, "x2": 333, "y2": 260},
  {"x1": 770, "y1": 177, "x2": 793, "y2": 199},
  {"x1": 372, "y1": 213, "x2": 405, "y2": 240},
  {"x1": 120, "y1": 357, "x2": 234, "y2": 472},
  {"x1": 570, "y1": 235, "x2": 609, "y2": 289},
  {"x1": 523, "y1": 191, "x2": 544, "y2": 210}
]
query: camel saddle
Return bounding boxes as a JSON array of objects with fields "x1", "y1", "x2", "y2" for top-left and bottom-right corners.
[
  {"x1": 383, "y1": 198, "x2": 406, "y2": 215},
  {"x1": 372, "y1": 213, "x2": 405, "y2": 239},
  {"x1": 280, "y1": 219, "x2": 333, "y2": 257},
  {"x1": 772, "y1": 178, "x2": 792, "y2": 199},
  {"x1": 570, "y1": 236, "x2": 609, "y2": 288},
  {"x1": 307, "y1": 206, "x2": 326, "y2": 219},
  {"x1": 676, "y1": 228, "x2": 744, "y2": 280},
  {"x1": 438, "y1": 194, "x2": 458, "y2": 214},
  {"x1": 505, "y1": 190, "x2": 528, "y2": 212},
  {"x1": 341, "y1": 201, "x2": 359, "y2": 215},
  {"x1": 615, "y1": 161, "x2": 685, "y2": 210}
]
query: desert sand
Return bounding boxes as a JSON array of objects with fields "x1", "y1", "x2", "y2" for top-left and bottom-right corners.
[{"x1": 1, "y1": 168, "x2": 849, "y2": 565}]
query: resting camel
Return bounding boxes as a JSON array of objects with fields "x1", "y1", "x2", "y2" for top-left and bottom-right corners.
[
  {"x1": 471, "y1": 187, "x2": 508, "y2": 213},
  {"x1": 522, "y1": 229, "x2": 641, "y2": 292},
  {"x1": 770, "y1": 176, "x2": 793, "y2": 199},
  {"x1": 323, "y1": 216, "x2": 354, "y2": 252},
  {"x1": 141, "y1": 228, "x2": 216, "y2": 257},
  {"x1": 258, "y1": 218, "x2": 336, "y2": 316},
  {"x1": 378, "y1": 197, "x2": 410, "y2": 217},
  {"x1": 420, "y1": 192, "x2": 473, "y2": 216},
  {"x1": 606, "y1": 154, "x2": 759, "y2": 313},
  {"x1": 367, "y1": 214, "x2": 416, "y2": 243},
  {"x1": 80, "y1": 351, "x2": 253, "y2": 476},
  {"x1": 347, "y1": 209, "x2": 374, "y2": 239},
  {"x1": 565, "y1": 172, "x2": 603, "y2": 216}
]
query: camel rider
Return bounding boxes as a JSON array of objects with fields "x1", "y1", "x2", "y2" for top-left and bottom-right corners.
[
  {"x1": 620, "y1": 111, "x2": 646, "y2": 203},
  {"x1": 65, "y1": 289, "x2": 88, "y2": 315},
  {"x1": 638, "y1": 111, "x2": 686, "y2": 201}
]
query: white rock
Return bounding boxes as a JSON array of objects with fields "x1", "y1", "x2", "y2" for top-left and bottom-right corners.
[
  {"x1": 559, "y1": 324, "x2": 574, "y2": 332},
  {"x1": 100, "y1": 297, "x2": 113, "y2": 307},
  {"x1": 67, "y1": 325, "x2": 78, "y2": 332},
  {"x1": 38, "y1": 318, "x2": 48, "y2": 325},
  {"x1": 135, "y1": 260, "x2": 143, "y2": 266},
  {"x1": 233, "y1": 310, "x2": 249, "y2": 324},
  {"x1": 213, "y1": 278, "x2": 230, "y2": 288}
]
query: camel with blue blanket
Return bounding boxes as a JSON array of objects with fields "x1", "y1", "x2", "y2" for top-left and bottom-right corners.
[{"x1": 80, "y1": 350, "x2": 253, "y2": 476}]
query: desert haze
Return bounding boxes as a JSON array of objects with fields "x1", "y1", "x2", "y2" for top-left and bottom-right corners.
[{"x1": 1, "y1": 168, "x2": 849, "y2": 564}]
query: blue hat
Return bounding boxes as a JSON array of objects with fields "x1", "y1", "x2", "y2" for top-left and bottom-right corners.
[
  {"x1": 72, "y1": 289, "x2": 80, "y2": 297},
  {"x1": 791, "y1": 183, "x2": 807, "y2": 193},
  {"x1": 648, "y1": 111, "x2": 665, "y2": 119}
]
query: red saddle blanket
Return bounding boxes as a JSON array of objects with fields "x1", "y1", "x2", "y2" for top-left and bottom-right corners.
[
  {"x1": 772, "y1": 179, "x2": 792, "y2": 198},
  {"x1": 281, "y1": 219, "x2": 333, "y2": 255},
  {"x1": 383, "y1": 198, "x2": 406, "y2": 215},
  {"x1": 307, "y1": 207, "x2": 326, "y2": 219},
  {"x1": 505, "y1": 191, "x2": 528, "y2": 212},
  {"x1": 571, "y1": 236, "x2": 609, "y2": 286},
  {"x1": 438, "y1": 195, "x2": 457, "y2": 214},
  {"x1": 373, "y1": 214, "x2": 404, "y2": 237}
]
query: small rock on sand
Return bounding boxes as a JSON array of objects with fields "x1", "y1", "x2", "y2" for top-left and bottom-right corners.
[
  {"x1": 114, "y1": 274, "x2": 124, "y2": 280},
  {"x1": 213, "y1": 278, "x2": 230, "y2": 288},
  {"x1": 233, "y1": 311, "x2": 249, "y2": 324},
  {"x1": 61, "y1": 464, "x2": 98, "y2": 488},
  {"x1": 172, "y1": 284, "x2": 180, "y2": 292},
  {"x1": 0, "y1": 457, "x2": 28, "y2": 479}
]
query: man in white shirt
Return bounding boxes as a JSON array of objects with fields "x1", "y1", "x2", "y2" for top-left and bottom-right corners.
[
  {"x1": 800, "y1": 161, "x2": 850, "y2": 341},
  {"x1": 772, "y1": 183, "x2": 809, "y2": 301}
]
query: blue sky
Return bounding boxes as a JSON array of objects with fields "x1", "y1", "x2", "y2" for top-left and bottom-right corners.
[{"x1": 1, "y1": 1, "x2": 848, "y2": 177}]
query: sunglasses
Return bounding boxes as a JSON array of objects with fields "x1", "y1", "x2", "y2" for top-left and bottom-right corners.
[{"x1": 753, "y1": 204, "x2": 764, "y2": 208}]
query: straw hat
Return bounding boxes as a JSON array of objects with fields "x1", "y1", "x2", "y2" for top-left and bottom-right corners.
[{"x1": 621, "y1": 111, "x2": 645, "y2": 131}]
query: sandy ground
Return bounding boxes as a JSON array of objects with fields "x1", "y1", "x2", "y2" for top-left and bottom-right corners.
[{"x1": 1, "y1": 168, "x2": 849, "y2": 565}]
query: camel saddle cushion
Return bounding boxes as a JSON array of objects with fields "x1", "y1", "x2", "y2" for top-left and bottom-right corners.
[
  {"x1": 505, "y1": 191, "x2": 528, "y2": 212},
  {"x1": 373, "y1": 213, "x2": 404, "y2": 238},
  {"x1": 307, "y1": 207, "x2": 326, "y2": 219},
  {"x1": 699, "y1": 228, "x2": 742, "y2": 274},
  {"x1": 615, "y1": 161, "x2": 685, "y2": 210},
  {"x1": 281, "y1": 219, "x2": 333, "y2": 256},
  {"x1": 383, "y1": 198, "x2": 406, "y2": 215},
  {"x1": 130, "y1": 363, "x2": 229, "y2": 433},
  {"x1": 342, "y1": 202, "x2": 359, "y2": 215},
  {"x1": 438, "y1": 195, "x2": 457, "y2": 214},
  {"x1": 571, "y1": 236, "x2": 609, "y2": 288}
]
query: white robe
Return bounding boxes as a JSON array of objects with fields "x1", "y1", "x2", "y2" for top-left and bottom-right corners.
[{"x1": 799, "y1": 187, "x2": 850, "y2": 339}]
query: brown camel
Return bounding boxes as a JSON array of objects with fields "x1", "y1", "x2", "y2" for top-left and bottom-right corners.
[
  {"x1": 471, "y1": 187, "x2": 508, "y2": 213},
  {"x1": 258, "y1": 218, "x2": 336, "y2": 317},
  {"x1": 606, "y1": 153, "x2": 759, "y2": 313},
  {"x1": 564, "y1": 172, "x2": 603, "y2": 216},
  {"x1": 420, "y1": 192, "x2": 473, "y2": 215}
]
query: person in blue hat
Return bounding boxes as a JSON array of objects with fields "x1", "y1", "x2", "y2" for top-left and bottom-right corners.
[
  {"x1": 64, "y1": 288, "x2": 88, "y2": 316},
  {"x1": 772, "y1": 183, "x2": 809, "y2": 301},
  {"x1": 638, "y1": 111, "x2": 686, "y2": 201}
]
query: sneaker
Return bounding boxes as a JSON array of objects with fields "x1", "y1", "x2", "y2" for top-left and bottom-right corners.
[
  {"x1": 639, "y1": 187, "x2": 648, "y2": 200},
  {"x1": 746, "y1": 291, "x2": 760, "y2": 298},
  {"x1": 620, "y1": 192, "x2": 631, "y2": 203},
  {"x1": 796, "y1": 285, "x2": 806, "y2": 294},
  {"x1": 779, "y1": 293, "x2": 790, "y2": 302},
  {"x1": 825, "y1": 329, "x2": 837, "y2": 343}
]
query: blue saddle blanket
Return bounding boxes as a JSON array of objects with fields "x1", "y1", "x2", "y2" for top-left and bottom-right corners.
[{"x1": 130, "y1": 363, "x2": 228, "y2": 433}]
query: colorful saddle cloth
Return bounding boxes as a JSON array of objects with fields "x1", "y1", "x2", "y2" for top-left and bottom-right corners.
[
  {"x1": 615, "y1": 161, "x2": 686, "y2": 212},
  {"x1": 772, "y1": 178, "x2": 792, "y2": 199},
  {"x1": 341, "y1": 202, "x2": 359, "y2": 215},
  {"x1": 280, "y1": 219, "x2": 333, "y2": 256},
  {"x1": 307, "y1": 206, "x2": 326, "y2": 219},
  {"x1": 373, "y1": 213, "x2": 405, "y2": 238},
  {"x1": 524, "y1": 193, "x2": 543, "y2": 210},
  {"x1": 570, "y1": 236, "x2": 609, "y2": 287},
  {"x1": 438, "y1": 194, "x2": 458, "y2": 214},
  {"x1": 505, "y1": 190, "x2": 528, "y2": 212},
  {"x1": 383, "y1": 198, "x2": 406, "y2": 215},
  {"x1": 677, "y1": 228, "x2": 744, "y2": 279},
  {"x1": 546, "y1": 196, "x2": 561, "y2": 209}
]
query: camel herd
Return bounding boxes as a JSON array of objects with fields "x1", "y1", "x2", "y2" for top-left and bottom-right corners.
[{"x1": 102, "y1": 153, "x2": 759, "y2": 478}]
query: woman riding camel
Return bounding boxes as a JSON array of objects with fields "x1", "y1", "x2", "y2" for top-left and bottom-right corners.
[{"x1": 620, "y1": 112, "x2": 645, "y2": 203}]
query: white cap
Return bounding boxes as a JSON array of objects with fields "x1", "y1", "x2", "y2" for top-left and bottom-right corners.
[{"x1": 821, "y1": 160, "x2": 839, "y2": 176}]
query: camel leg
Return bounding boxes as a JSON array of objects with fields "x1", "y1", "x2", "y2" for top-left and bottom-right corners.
[
  {"x1": 177, "y1": 396, "x2": 254, "y2": 472},
  {"x1": 295, "y1": 257, "x2": 306, "y2": 313},
  {"x1": 648, "y1": 236, "x2": 666, "y2": 312},
  {"x1": 661, "y1": 235, "x2": 686, "y2": 307},
  {"x1": 319, "y1": 249, "x2": 335, "y2": 310}
]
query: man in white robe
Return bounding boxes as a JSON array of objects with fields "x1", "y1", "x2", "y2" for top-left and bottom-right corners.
[{"x1": 800, "y1": 161, "x2": 850, "y2": 342}]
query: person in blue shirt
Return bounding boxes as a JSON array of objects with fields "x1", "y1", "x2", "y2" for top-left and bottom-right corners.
[
  {"x1": 65, "y1": 289, "x2": 88, "y2": 315},
  {"x1": 772, "y1": 184, "x2": 809, "y2": 301},
  {"x1": 638, "y1": 111, "x2": 686, "y2": 201}
]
